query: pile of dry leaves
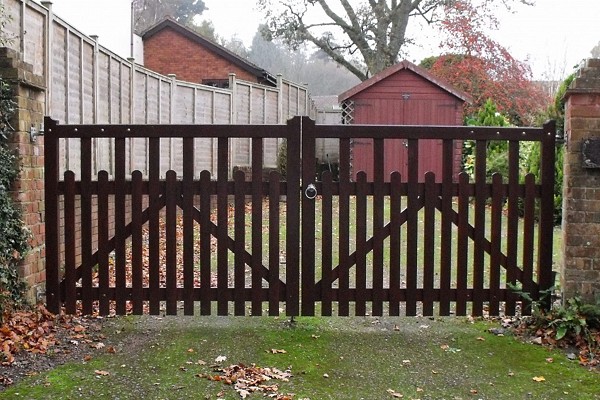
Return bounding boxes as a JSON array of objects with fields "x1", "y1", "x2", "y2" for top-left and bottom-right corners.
[
  {"x1": 0, "y1": 304, "x2": 108, "y2": 387},
  {"x1": 198, "y1": 363, "x2": 294, "y2": 399}
]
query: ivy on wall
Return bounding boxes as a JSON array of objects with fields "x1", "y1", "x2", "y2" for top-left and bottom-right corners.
[{"x1": 0, "y1": 75, "x2": 30, "y2": 316}]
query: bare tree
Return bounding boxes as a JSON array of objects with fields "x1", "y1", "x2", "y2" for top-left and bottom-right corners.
[
  {"x1": 133, "y1": 0, "x2": 207, "y2": 34},
  {"x1": 591, "y1": 40, "x2": 600, "y2": 58},
  {"x1": 257, "y1": 0, "x2": 534, "y2": 81}
]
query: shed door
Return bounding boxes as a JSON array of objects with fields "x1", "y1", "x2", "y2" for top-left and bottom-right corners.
[{"x1": 351, "y1": 98, "x2": 458, "y2": 182}]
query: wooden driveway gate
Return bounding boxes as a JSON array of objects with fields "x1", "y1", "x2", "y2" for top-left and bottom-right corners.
[{"x1": 44, "y1": 116, "x2": 556, "y2": 317}]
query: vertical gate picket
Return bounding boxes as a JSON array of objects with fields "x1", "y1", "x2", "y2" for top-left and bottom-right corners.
[
  {"x1": 456, "y1": 173, "x2": 470, "y2": 316},
  {"x1": 473, "y1": 140, "x2": 487, "y2": 316},
  {"x1": 372, "y1": 138, "x2": 385, "y2": 316},
  {"x1": 148, "y1": 137, "x2": 161, "y2": 315},
  {"x1": 131, "y1": 170, "x2": 144, "y2": 315},
  {"x1": 234, "y1": 170, "x2": 246, "y2": 316},
  {"x1": 423, "y1": 171, "x2": 436, "y2": 315},
  {"x1": 182, "y1": 137, "x2": 195, "y2": 315},
  {"x1": 321, "y1": 171, "x2": 333, "y2": 316},
  {"x1": 268, "y1": 171, "x2": 280, "y2": 316},
  {"x1": 338, "y1": 138, "x2": 351, "y2": 316},
  {"x1": 406, "y1": 139, "x2": 419, "y2": 316},
  {"x1": 217, "y1": 137, "x2": 229, "y2": 315},
  {"x1": 389, "y1": 172, "x2": 402, "y2": 316},
  {"x1": 355, "y1": 172, "x2": 367, "y2": 316},
  {"x1": 522, "y1": 174, "x2": 536, "y2": 314},
  {"x1": 251, "y1": 137, "x2": 263, "y2": 316},
  {"x1": 199, "y1": 171, "x2": 212, "y2": 315},
  {"x1": 80, "y1": 137, "x2": 93, "y2": 315},
  {"x1": 490, "y1": 173, "x2": 503, "y2": 315},
  {"x1": 97, "y1": 171, "x2": 110, "y2": 315},
  {"x1": 505, "y1": 141, "x2": 520, "y2": 315},
  {"x1": 63, "y1": 171, "x2": 77, "y2": 314},
  {"x1": 165, "y1": 170, "x2": 178, "y2": 315},
  {"x1": 439, "y1": 139, "x2": 454, "y2": 316},
  {"x1": 114, "y1": 138, "x2": 127, "y2": 315}
]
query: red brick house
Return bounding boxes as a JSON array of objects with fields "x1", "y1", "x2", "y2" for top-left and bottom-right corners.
[{"x1": 142, "y1": 17, "x2": 276, "y2": 88}]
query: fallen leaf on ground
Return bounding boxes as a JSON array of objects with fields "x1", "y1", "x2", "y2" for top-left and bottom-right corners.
[
  {"x1": 94, "y1": 370, "x2": 110, "y2": 376},
  {"x1": 387, "y1": 388, "x2": 403, "y2": 398},
  {"x1": 532, "y1": 376, "x2": 546, "y2": 382},
  {"x1": 215, "y1": 355, "x2": 227, "y2": 363},
  {"x1": 269, "y1": 349, "x2": 287, "y2": 354}
]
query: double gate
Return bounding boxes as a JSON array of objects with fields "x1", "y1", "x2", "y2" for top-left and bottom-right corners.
[{"x1": 44, "y1": 116, "x2": 556, "y2": 317}]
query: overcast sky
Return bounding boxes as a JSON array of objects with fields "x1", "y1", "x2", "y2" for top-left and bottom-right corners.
[{"x1": 47, "y1": 0, "x2": 600, "y2": 81}]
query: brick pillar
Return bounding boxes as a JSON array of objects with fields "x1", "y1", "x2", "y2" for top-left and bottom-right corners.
[
  {"x1": 562, "y1": 58, "x2": 600, "y2": 302},
  {"x1": 0, "y1": 48, "x2": 46, "y2": 302}
]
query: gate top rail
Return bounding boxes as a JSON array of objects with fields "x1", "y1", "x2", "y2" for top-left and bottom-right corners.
[
  {"x1": 44, "y1": 117, "x2": 292, "y2": 139},
  {"x1": 308, "y1": 121, "x2": 556, "y2": 142},
  {"x1": 45, "y1": 117, "x2": 555, "y2": 142}
]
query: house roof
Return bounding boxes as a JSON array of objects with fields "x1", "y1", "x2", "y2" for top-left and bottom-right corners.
[
  {"x1": 141, "y1": 17, "x2": 277, "y2": 86},
  {"x1": 338, "y1": 60, "x2": 472, "y2": 103}
]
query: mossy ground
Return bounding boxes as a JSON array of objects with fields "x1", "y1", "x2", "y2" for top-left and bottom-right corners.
[{"x1": 1, "y1": 313, "x2": 598, "y2": 400}]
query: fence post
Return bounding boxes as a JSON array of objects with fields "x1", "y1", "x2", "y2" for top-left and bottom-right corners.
[
  {"x1": 538, "y1": 120, "x2": 556, "y2": 309},
  {"x1": 562, "y1": 58, "x2": 600, "y2": 303}
]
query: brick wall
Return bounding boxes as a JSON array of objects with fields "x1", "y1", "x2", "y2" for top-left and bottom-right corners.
[
  {"x1": 562, "y1": 58, "x2": 600, "y2": 302},
  {"x1": 0, "y1": 48, "x2": 46, "y2": 302},
  {"x1": 143, "y1": 28, "x2": 257, "y2": 84}
]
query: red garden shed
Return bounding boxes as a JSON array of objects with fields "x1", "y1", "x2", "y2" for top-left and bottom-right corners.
[{"x1": 338, "y1": 60, "x2": 471, "y2": 181}]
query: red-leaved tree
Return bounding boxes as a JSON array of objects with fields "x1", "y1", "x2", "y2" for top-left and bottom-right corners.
[{"x1": 424, "y1": 0, "x2": 549, "y2": 125}]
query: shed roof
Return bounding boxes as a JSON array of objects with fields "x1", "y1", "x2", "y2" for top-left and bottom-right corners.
[
  {"x1": 338, "y1": 60, "x2": 472, "y2": 103},
  {"x1": 142, "y1": 17, "x2": 277, "y2": 86}
]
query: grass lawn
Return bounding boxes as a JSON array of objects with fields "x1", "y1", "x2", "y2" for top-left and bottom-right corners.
[{"x1": 1, "y1": 314, "x2": 598, "y2": 399}]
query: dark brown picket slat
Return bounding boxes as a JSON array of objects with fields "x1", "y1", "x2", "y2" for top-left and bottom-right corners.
[
  {"x1": 389, "y1": 172, "x2": 402, "y2": 316},
  {"x1": 505, "y1": 141, "x2": 520, "y2": 315},
  {"x1": 268, "y1": 171, "x2": 280, "y2": 316},
  {"x1": 199, "y1": 171, "x2": 212, "y2": 315},
  {"x1": 338, "y1": 138, "x2": 351, "y2": 316},
  {"x1": 456, "y1": 173, "x2": 470, "y2": 316},
  {"x1": 234, "y1": 170, "x2": 246, "y2": 316},
  {"x1": 439, "y1": 139, "x2": 454, "y2": 316},
  {"x1": 217, "y1": 137, "x2": 229, "y2": 315},
  {"x1": 472, "y1": 140, "x2": 487, "y2": 316},
  {"x1": 522, "y1": 174, "x2": 536, "y2": 315},
  {"x1": 64, "y1": 171, "x2": 77, "y2": 314},
  {"x1": 97, "y1": 171, "x2": 110, "y2": 316},
  {"x1": 355, "y1": 172, "x2": 368, "y2": 316},
  {"x1": 406, "y1": 139, "x2": 419, "y2": 316},
  {"x1": 251, "y1": 137, "x2": 264, "y2": 316},
  {"x1": 183, "y1": 138, "x2": 195, "y2": 315},
  {"x1": 490, "y1": 173, "x2": 503, "y2": 315},
  {"x1": 165, "y1": 170, "x2": 178, "y2": 315},
  {"x1": 45, "y1": 116, "x2": 555, "y2": 318},
  {"x1": 321, "y1": 171, "x2": 333, "y2": 316},
  {"x1": 114, "y1": 138, "x2": 127, "y2": 315},
  {"x1": 372, "y1": 138, "x2": 385, "y2": 316},
  {"x1": 80, "y1": 137, "x2": 93, "y2": 315},
  {"x1": 148, "y1": 137, "x2": 161, "y2": 315},
  {"x1": 423, "y1": 172, "x2": 436, "y2": 316},
  {"x1": 131, "y1": 171, "x2": 144, "y2": 315}
]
